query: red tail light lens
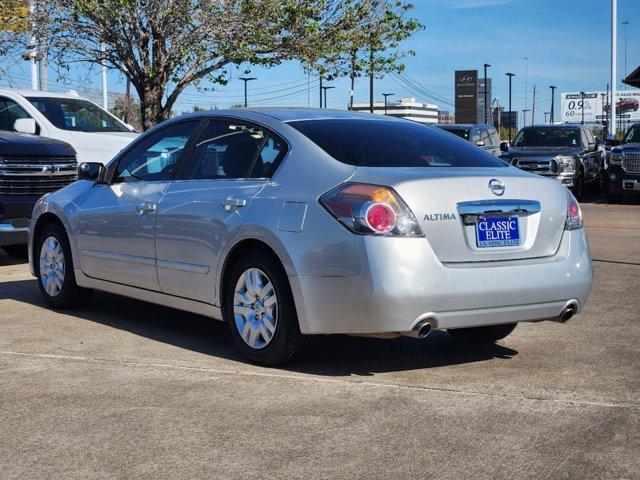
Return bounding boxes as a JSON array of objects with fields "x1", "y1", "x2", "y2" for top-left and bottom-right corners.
[
  {"x1": 319, "y1": 183, "x2": 423, "y2": 237},
  {"x1": 565, "y1": 190, "x2": 583, "y2": 230}
]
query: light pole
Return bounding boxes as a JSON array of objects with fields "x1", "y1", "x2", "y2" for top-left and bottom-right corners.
[
  {"x1": 580, "y1": 91, "x2": 586, "y2": 125},
  {"x1": 506, "y1": 72, "x2": 515, "y2": 142},
  {"x1": 382, "y1": 93, "x2": 394, "y2": 115},
  {"x1": 483, "y1": 63, "x2": 491, "y2": 124},
  {"x1": 522, "y1": 109, "x2": 531, "y2": 126},
  {"x1": 321, "y1": 86, "x2": 335, "y2": 109},
  {"x1": 544, "y1": 112, "x2": 550, "y2": 124},
  {"x1": 549, "y1": 85, "x2": 556, "y2": 124},
  {"x1": 622, "y1": 21, "x2": 629, "y2": 89},
  {"x1": 611, "y1": 0, "x2": 618, "y2": 137},
  {"x1": 239, "y1": 76, "x2": 257, "y2": 107}
]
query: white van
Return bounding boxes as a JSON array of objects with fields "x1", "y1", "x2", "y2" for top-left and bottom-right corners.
[{"x1": 0, "y1": 88, "x2": 138, "y2": 164}]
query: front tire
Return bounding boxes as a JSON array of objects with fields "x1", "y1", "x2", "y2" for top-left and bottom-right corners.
[
  {"x1": 36, "y1": 223, "x2": 93, "y2": 308},
  {"x1": 224, "y1": 250, "x2": 304, "y2": 366},
  {"x1": 448, "y1": 323, "x2": 517, "y2": 344},
  {"x1": 571, "y1": 172, "x2": 584, "y2": 200}
]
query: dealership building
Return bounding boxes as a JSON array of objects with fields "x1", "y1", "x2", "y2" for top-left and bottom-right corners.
[{"x1": 351, "y1": 97, "x2": 439, "y2": 124}]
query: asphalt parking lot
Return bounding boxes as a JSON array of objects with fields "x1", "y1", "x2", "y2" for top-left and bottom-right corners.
[{"x1": 0, "y1": 198, "x2": 639, "y2": 480}]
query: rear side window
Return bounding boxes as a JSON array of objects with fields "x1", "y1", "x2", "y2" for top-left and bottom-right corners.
[{"x1": 289, "y1": 120, "x2": 506, "y2": 168}]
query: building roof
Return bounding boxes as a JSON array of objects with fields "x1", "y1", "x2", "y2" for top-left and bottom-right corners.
[{"x1": 623, "y1": 65, "x2": 640, "y2": 89}]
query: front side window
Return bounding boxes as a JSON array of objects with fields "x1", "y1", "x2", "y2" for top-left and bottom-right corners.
[
  {"x1": 512, "y1": 128, "x2": 580, "y2": 148},
  {"x1": 186, "y1": 120, "x2": 285, "y2": 179},
  {"x1": 25, "y1": 96, "x2": 130, "y2": 133},
  {"x1": 290, "y1": 120, "x2": 505, "y2": 168},
  {"x1": 0, "y1": 97, "x2": 30, "y2": 131},
  {"x1": 113, "y1": 120, "x2": 199, "y2": 183}
]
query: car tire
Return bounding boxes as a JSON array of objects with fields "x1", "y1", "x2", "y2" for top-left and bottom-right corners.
[
  {"x1": 35, "y1": 223, "x2": 93, "y2": 309},
  {"x1": 571, "y1": 172, "x2": 584, "y2": 200},
  {"x1": 606, "y1": 193, "x2": 621, "y2": 204},
  {"x1": 224, "y1": 250, "x2": 304, "y2": 366},
  {"x1": 2, "y1": 244, "x2": 28, "y2": 259},
  {"x1": 448, "y1": 323, "x2": 517, "y2": 344}
]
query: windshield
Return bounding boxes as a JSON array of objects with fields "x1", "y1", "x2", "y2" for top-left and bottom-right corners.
[
  {"x1": 622, "y1": 125, "x2": 640, "y2": 144},
  {"x1": 25, "y1": 96, "x2": 130, "y2": 133},
  {"x1": 439, "y1": 127, "x2": 470, "y2": 140},
  {"x1": 288, "y1": 120, "x2": 505, "y2": 168},
  {"x1": 512, "y1": 128, "x2": 580, "y2": 148}
]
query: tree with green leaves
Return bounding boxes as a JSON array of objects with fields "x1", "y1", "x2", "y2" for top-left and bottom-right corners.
[
  {"x1": 307, "y1": 1, "x2": 422, "y2": 111},
  {"x1": 1, "y1": 0, "x2": 420, "y2": 129}
]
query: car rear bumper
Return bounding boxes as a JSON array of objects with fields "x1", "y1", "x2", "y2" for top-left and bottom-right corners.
[{"x1": 289, "y1": 229, "x2": 593, "y2": 335}]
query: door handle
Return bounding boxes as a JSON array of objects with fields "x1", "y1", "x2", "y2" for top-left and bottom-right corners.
[
  {"x1": 136, "y1": 202, "x2": 157, "y2": 214},
  {"x1": 221, "y1": 196, "x2": 246, "y2": 212}
]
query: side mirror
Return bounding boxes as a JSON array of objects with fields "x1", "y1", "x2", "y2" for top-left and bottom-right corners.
[
  {"x1": 14, "y1": 118, "x2": 37, "y2": 135},
  {"x1": 588, "y1": 142, "x2": 597, "y2": 152},
  {"x1": 499, "y1": 141, "x2": 509, "y2": 152},
  {"x1": 474, "y1": 140, "x2": 485, "y2": 147},
  {"x1": 78, "y1": 162, "x2": 105, "y2": 182}
]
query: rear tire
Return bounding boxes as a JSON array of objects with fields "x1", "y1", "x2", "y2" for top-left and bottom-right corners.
[
  {"x1": 2, "y1": 244, "x2": 28, "y2": 259},
  {"x1": 35, "y1": 223, "x2": 93, "y2": 309},
  {"x1": 448, "y1": 323, "x2": 517, "y2": 344},
  {"x1": 224, "y1": 250, "x2": 304, "y2": 366}
]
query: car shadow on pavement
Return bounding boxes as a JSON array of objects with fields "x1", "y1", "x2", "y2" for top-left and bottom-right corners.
[{"x1": 0, "y1": 278, "x2": 518, "y2": 376}]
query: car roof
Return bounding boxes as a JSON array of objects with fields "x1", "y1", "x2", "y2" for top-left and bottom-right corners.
[
  {"x1": 522, "y1": 124, "x2": 582, "y2": 130},
  {"x1": 0, "y1": 87, "x2": 87, "y2": 100}
]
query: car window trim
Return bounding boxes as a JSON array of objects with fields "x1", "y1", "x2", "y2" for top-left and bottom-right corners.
[{"x1": 107, "y1": 117, "x2": 205, "y2": 185}]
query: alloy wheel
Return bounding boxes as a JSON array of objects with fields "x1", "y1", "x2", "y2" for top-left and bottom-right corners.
[
  {"x1": 39, "y1": 236, "x2": 65, "y2": 297},
  {"x1": 233, "y1": 267, "x2": 278, "y2": 349}
]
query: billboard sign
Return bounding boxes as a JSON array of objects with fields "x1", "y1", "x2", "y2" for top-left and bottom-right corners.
[
  {"x1": 561, "y1": 91, "x2": 640, "y2": 123},
  {"x1": 455, "y1": 70, "x2": 478, "y2": 124}
]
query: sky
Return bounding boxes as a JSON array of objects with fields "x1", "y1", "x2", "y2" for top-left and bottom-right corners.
[{"x1": 1, "y1": 0, "x2": 639, "y2": 124}]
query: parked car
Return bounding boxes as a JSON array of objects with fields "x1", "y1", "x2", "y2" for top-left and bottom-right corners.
[
  {"x1": 0, "y1": 131, "x2": 77, "y2": 257},
  {"x1": 29, "y1": 109, "x2": 593, "y2": 365},
  {"x1": 436, "y1": 124, "x2": 503, "y2": 156},
  {"x1": 606, "y1": 123, "x2": 640, "y2": 202},
  {"x1": 0, "y1": 88, "x2": 138, "y2": 164},
  {"x1": 501, "y1": 124, "x2": 604, "y2": 199}
]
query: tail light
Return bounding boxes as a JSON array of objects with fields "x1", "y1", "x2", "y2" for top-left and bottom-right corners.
[
  {"x1": 319, "y1": 183, "x2": 423, "y2": 237},
  {"x1": 565, "y1": 190, "x2": 583, "y2": 230}
]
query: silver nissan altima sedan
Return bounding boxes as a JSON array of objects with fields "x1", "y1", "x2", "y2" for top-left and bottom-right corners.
[{"x1": 28, "y1": 108, "x2": 593, "y2": 365}]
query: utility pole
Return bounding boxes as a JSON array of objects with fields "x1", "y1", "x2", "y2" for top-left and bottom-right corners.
[
  {"x1": 101, "y1": 43, "x2": 108, "y2": 110},
  {"x1": 321, "y1": 86, "x2": 335, "y2": 109},
  {"x1": 549, "y1": 85, "x2": 556, "y2": 124},
  {"x1": 506, "y1": 72, "x2": 515, "y2": 142},
  {"x1": 27, "y1": 0, "x2": 38, "y2": 90},
  {"x1": 580, "y1": 91, "x2": 585, "y2": 125},
  {"x1": 605, "y1": 83, "x2": 610, "y2": 138},
  {"x1": 319, "y1": 75, "x2": 323, "y2": 109},
  {"x1": 522, "y1": 109, "x2": 530, "y2": 126},
  {"x1": 611, "y1": 0, "x2": 618, "y2": 137},
  {"x1": 483, "y1": 63, "x2": 491, "y2": 124},
  {"x1": 622, "y1": 21, "x2": 629, "y2": 89},
  {"x1": 523, "y1": 57, "x2": 529, "y2": 118},
  {"x1": 531, "y1": 85, "x2": 537, "y2": 125},
  {"x1": 382, "y1": 93, "x2": 394, "y2": 115},
  {"x1": 239, "y1": 76, "x2": 257, "y2": 108},
  {"x1": 369, "y1": 44, "x2": 375, "y2": 114},
  {"x1": 544, "y1": 112, "x2": 550, "y2": 124}
]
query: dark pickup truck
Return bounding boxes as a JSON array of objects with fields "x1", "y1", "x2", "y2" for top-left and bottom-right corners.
[
  {"x1": 607, "y1": 123, "x2": 640, "y2": 202},
  {"x1": 0, "y1": 131, "x2": 77, "y2": 257},
  {"x1": 500, "y1": 124, "x2": 604, "y2": 199}
]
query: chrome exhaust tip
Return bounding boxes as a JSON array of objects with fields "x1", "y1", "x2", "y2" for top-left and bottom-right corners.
[
  {"x1": 404, "y1": 319, "x2": 434, "y2": 339},
  {"x1": 555, "y1": 301, "x2": 579, "y2": 323}
]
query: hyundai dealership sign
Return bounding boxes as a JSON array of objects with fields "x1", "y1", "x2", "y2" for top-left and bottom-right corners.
[{"x1": 561, "y1": 91, "x2": 640, "y2": 123}]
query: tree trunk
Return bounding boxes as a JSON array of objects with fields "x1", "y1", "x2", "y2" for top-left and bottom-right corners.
[{"x1": 138, "y1": 84, "x2": 166, "y2": 131}]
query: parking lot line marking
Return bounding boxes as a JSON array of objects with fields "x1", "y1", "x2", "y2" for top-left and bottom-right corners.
[{"x1": 0, "y1": 349, "x2": 637, "y2": 411}]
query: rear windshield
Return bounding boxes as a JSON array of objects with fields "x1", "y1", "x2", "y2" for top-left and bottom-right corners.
[
  {"x1": 512, "y1": 128, "x2": 580, "y2": 148},
  {"x1": 288, "y1": 119, "x2": 505, "y2": 168},
  {"x1": 439, "y1": 127, "x2": 470, "y2": 140},
  {"x1": 622, "y1": 125, "x2": 640, "y2": 144}
]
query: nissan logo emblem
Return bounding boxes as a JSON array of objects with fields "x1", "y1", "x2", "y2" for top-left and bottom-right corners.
[{"x1": 488, "y1": 179, "x2": 505, "y2": 196}]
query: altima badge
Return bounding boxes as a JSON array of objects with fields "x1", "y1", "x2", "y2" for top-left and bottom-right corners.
[{"x1": 488, "y1": 179, "x2": 505, "y2": 196}]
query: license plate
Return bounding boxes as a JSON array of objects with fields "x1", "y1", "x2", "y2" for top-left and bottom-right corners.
[{"x1": 475, "y1": 216, "x2": 520, "y2": 247}]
